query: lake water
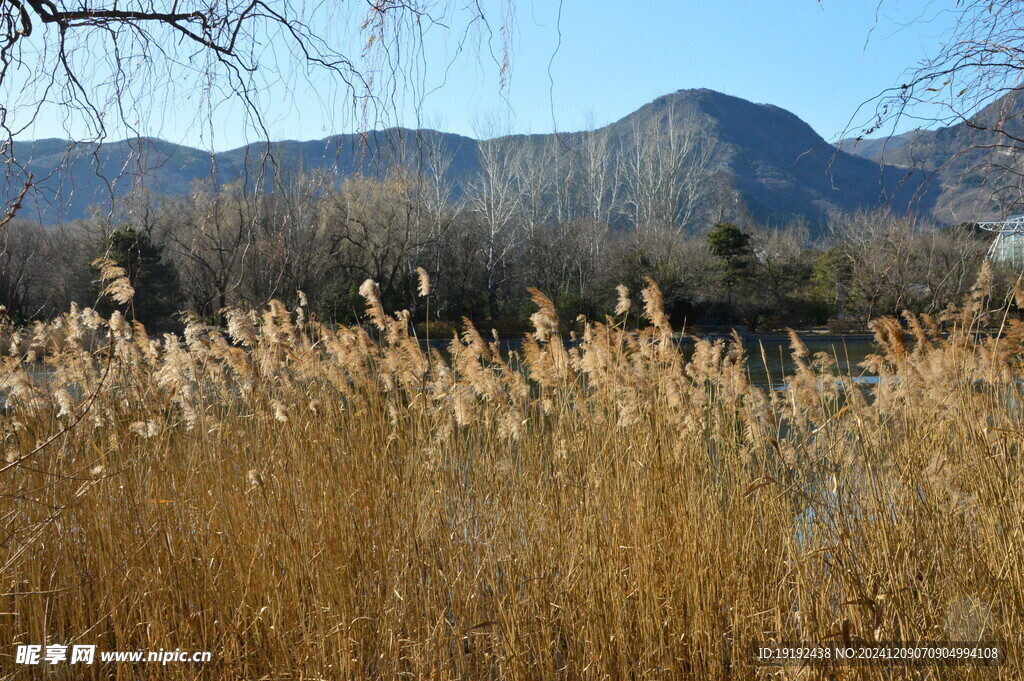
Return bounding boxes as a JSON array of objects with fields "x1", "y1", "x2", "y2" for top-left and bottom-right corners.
[{"x1": 725, "y1": 336, "x2": 876, "y2": 389}]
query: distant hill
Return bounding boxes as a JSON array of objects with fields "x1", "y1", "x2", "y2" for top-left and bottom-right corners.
[
  {"x1": 836, "y1": 90, "x2": 1024, "y2": 223},
  {"x1": 836, "y1": 130, "x2": 919, "y2": 161},
  {"x1": 7, "y1": 131, "x2": 481, "y2": 224},
  {"x1": 7, "y1": 88, "x2": 937, "y2": 230},
  {"x1": 635, "y1": 90, "x2": 934, "y2": 226}
]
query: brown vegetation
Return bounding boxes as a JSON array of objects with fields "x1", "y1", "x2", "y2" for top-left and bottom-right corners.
[{"x1": 0, "y1": 271, "x2": 1021, "y2": 679}]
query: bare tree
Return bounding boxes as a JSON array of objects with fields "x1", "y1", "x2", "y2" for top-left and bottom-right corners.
[
  {"x1": 327, "y1": 172, "x2": 432, "y2": 309},
  {"x1": 577, "y1": 125, "x2": 618, "y2": 227},
  {"x1": 158, "y1": 181, "x2": 256, "y2": 319},
  {"x1": 824, "y1": 210, "x2": 921, "y2": 324},
  {"x1": 864, "y1": 1, "x2": 1024, "y2": 215},
  {"x1": 247, "y1": 171, "x2": 339, "y2": 306},
  {"x1": 621, "y1": 103, "x2": 717, "y2": 232},
  {"x1": 0, "y1": 1, "x2": 514, "y2": 220},
  {"x1": 404, "y1": 136, "x2": 458, "y2": 318},
  {"x1": 0, "y1": 219, "x2": 61, "y2": 317},
  {"x1": 465, "y1": 128, "x2": 525, "y2": 320},
  {"x1": 519, "y1": 139, "x2": 558, "y2": 239},
  {"x1": 908, "y1": 225, "x2": 987, "y2": 314},
  {"x1": 749, "y1": 223, "x2": 814, "y2": 321}
]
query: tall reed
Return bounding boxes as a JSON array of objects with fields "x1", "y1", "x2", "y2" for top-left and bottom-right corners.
[{"x1": 0, "y1": 274, "x2": 1020, "y2": 679}]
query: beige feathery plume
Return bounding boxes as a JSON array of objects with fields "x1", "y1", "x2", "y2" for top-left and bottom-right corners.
[
  {"x1": 527, "y1": 288, "x2": 559, "y2": 342},
  {"x1": 130, "y1": 420, "x2": 160, "y2": 438},
  {"x1": 359, "y1": 279, "x2": 387, "y2": 330},
  {"x1": 615, "y1": 285, "x2": 631, "y2": 316},
  {"x1": 108, "y1": 310, "x2": 127, "y2": 337},
  {"x1": 224, "y1": 307, "x2": 258, "y2": 347},
  {"x1": 965, "y1": 260, "x2": 993, "y2": 318},
  {"x1": 92, "y1": 257, "x2": 135, "y2": 305},
  {"x1": 921, "y1": 313, "x2": 941, "y2": 341},
  {"x1": 902, "y1": 311, "x2": 928, "y2": 349},
  {"x1": 975, "y1": 260, "x2": 993, "y2": 298},
  {"x1": 640, "y1": 278, "x2": 670, "y2": 333},
  {"x1": 787, "y1": 328, "x2": 809, "y2": 359},
  {"x1": 247, "y1": 469, "x2": 264, "y2": 488},
  {"x1": 460, "y1": 317, "x2": 490, "y2": 360},
  {"x1": 1014, "y1": 283, "x2": 1024, "y2": 311},
  {"x1": 416, "y1": 267, "x2": 431, "y2": 297}
]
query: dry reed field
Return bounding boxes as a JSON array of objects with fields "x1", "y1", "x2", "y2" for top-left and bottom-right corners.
[{"x1": 0, "y1": 263, "x2": 1022, "y2": 680}]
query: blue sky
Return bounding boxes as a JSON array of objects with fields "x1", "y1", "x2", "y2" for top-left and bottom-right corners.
[
  {"x1": 484, "y1": 0, "x2": 956, "y2": 141},
  {"x1": 13, "y1": 1, "x2": 960, "y2": 150}
]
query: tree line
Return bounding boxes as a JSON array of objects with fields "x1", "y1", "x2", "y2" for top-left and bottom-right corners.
[{"x1": 0, "y1": 121, "x2": 998, "y2": 335}]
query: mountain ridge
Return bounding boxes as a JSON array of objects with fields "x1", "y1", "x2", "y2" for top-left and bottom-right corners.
[
  {"x1": 837, "y1": 90, "x2": 1024, "y2": 222},
  {"x1": 8, "y1": 88, "x2": 936, "y2": 229}
]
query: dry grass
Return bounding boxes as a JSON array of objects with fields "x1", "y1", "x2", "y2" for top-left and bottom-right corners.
[{"x1": 0, "y1": 272, "x2": 1022, "y2": 679}]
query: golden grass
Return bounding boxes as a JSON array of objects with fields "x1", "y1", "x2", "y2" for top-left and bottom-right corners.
[{"x1": 0, "y1": 273, "x2": 1022, "y2": 679}]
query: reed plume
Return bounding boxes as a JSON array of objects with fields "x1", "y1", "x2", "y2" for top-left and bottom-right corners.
[
  {"x1": 0, "y1": 271, "x2": 1018, "y2": 680},
  {"x1": 416, "y1": 267, "x2": 431, "y2": 297}
]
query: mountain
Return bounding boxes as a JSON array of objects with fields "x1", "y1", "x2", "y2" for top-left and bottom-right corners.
[
  {"x1": 628, "y1": 90, "x2": 934, "y2": 225},
  {"x1": 7, "y1": 89, "x2": 935, "y2": 229},
  {"x1": 837, "y1": 130, "x2": 919, "y2": 161},
  {"x1": 8, "y1": 131, "x2": 481, "y2": 224},
  {"x1": 836, "y1": 90, "x2": 1024, "y2": 223}
]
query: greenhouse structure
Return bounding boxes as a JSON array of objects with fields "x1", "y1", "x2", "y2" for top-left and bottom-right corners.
[{"x1": 979, "y1": 214, "x2": 1024, "y2": 266}]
